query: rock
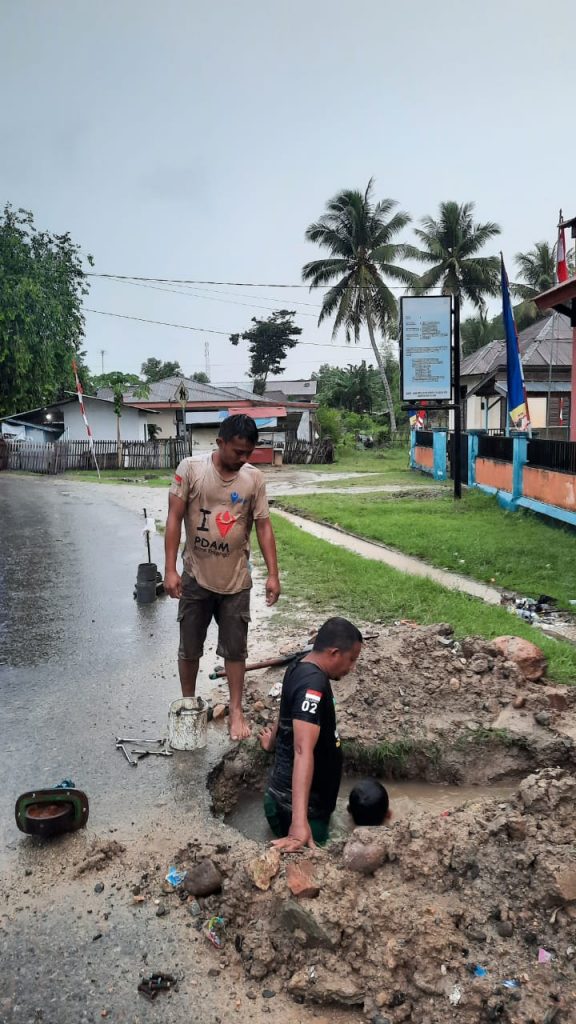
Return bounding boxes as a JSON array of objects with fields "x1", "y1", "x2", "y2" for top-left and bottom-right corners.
[
  {"x1": 469, "y1": 655, "x2": 490, "y2": 674},
  {"x1": 261, "y1": 989, "x2": 276, "y2": 998},
  {"x1": 547, "y1": 691, "x2": 569, "y2": 711},
  {"x1": 245, "y1": 849, "x2": 281, "y2": 891},
  {"x1": 132, "y1": 884, "x2": 141, "y2": 896},
  {"x1": 155, "y1": 905, "x2": 169, "y2": 917},
  {"x1": 94, "y1": 883, "x2": 104, "y2": 894},
  {"x1": 208, "y1": 968, "x2": 220, "y2": 977},
  {"x1": 465, "y1": 927, "x2": 487, "y2": 943},
  {"x1": 212, "y1": 704, "x2": 227, "y2": 720},
  {"x1": 183, "y1": 859, "x2": 222, "y2": 897},
  {"x1": 513, "y1": 695, "x2": 526, "y2": 709},
  {"x1": 492, "y1": 636, "x2": 547, "y2": 681},
  {"x1": 496, "y1": 920, "x2": 514, "y2": 937},
  {"x1": 280, "y1": 900, "x2": 338, "y2": 948},
  {"x1": 288, "y1": 966, "x2": 364, "y2": 1005},
  {"x1": 550, "y1": 867, "x2": 576, "y2": 903},
  {"x1": 246, "y1": 991, "x2": 257, "y2": 1000},
  {"x1": 343, "y1": 839, "x2": 386, "y2": 875},
  {"x1": 253, "y1": 701, "x2": 266, "y2": 713},
  {"x1": 534, "y1": 711, "x2": 552, "y2": 727},
  {"x1": 286, "y1": 860, "x2": 320, "y2": 898}
]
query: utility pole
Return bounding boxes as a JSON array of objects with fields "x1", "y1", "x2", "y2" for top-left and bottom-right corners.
[
  {"x1": 100, "y1": 349, "x2": 106, "y2": 375},
  {"x1": 204, "y1": 341, "x2": 211, "y2": 380}
]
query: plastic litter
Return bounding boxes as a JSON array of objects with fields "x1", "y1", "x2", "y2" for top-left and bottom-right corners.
[
  {"x1": 538, "y1": 947, "x2": 553, "y2": 963},
  {"x1": 503, "y1": 979, "x2": 520, "y2": 989},
  {"x1": 449, "y1": 984, "x2": 462, "y2": 1006},
  {"x1": 204, "y1": 915, "x2": 225, "y2": 948},
  {"x1": 473, "y1": 966, "x2": 487, "y2": 978},
  {"x1": 268, "y1": 682, "x2": 282, "y2": 698},
  {"x1": 165, "y1": 866, "x2": 188, "y2": 888},
  {"x1": 54, "y1": 778, "x2": 75, "y2": 789}
]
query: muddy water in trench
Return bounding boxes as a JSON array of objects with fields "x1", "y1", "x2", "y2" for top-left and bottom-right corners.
[{"x1": 224, "y1": 776, "x2": 518, "y2": 844}]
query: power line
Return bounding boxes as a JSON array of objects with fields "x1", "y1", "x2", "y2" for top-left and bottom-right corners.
[
  {"x1": 92, "y1": 276, "x2": 318, "y2": 317},
  {"x1": 92, "y1": 274, "x2": 325, "y2": 310},
  {"x1": 84, "y1": 306, "x2": 376, "y2": 349},
  {"x1": 87, "y1": 270, "x2": 436, "y2": 292}
]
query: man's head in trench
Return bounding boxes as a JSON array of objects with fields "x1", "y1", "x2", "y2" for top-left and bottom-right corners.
[{"x1": 348, "y1": 778, "x2": 391, "y2": 827}]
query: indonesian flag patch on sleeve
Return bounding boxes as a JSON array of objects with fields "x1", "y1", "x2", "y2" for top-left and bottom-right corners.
[
  {"x1": 301, "y1": 689, "x2": 323, "y2": 713},
  {"x1": 174, "y1": 473, "x2": 182, "y2": 484}
]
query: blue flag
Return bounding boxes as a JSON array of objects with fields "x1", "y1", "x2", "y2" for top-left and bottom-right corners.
[{"x1": 501, "y1": 255, "x2": 530, "y2": 429}]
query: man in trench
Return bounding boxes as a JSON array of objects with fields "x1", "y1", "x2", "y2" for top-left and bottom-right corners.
[
  {"x1": 260, "y1": 617, "x2": 363, "y2": 851},
  {"x1": 164, "y1": 414, "x2": 280, "y2": 740}
]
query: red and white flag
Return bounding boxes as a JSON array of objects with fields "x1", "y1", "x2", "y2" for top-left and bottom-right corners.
[
  {"x1": 557, "y1": 212, "x2": 569, "y2": 283},
  {"x1": 72, "y1": 359, "x2": 100, "y2": 479}
]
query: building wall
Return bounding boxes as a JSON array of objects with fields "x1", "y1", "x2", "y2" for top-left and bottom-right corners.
[
  {"x1": 147, "y1": 409, "x2": 178, "y2": 437},
  {"x1": 523, "y1": 466, "x2": 576, "y2": 512},
  {"x1": 63, "y1": 401, "x2": 147, "y2": 441}
]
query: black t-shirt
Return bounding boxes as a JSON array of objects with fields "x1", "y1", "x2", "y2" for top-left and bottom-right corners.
[{"x1": 268, "y1": 658, "x2": 342, "y2": 819}]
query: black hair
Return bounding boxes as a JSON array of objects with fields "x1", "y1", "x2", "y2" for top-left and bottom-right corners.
[
  {"x1": 348, "y1": 778, "x2": 389, "y2": 826},
  {"x1": 313, "y1": 616, "x2": 363, "y2": 652},
  {"x1": 218, "y1": 414, "x2": 258, "y2": 444}
]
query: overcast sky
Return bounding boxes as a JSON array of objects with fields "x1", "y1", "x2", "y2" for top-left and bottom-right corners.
[{"x1": 1, "y1": 0, "x2": 574, "y2": 385}]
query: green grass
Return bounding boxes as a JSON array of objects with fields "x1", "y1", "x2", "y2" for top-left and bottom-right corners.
[
  {"x1": 270, "y1": 513, "x2": 576, "y2": 685},
  {"x1": 65, "y1": 469, "x2": 172, "y2": 485},
  {"x1": 274, "y1": 489, "x2": 576, "y2": 610}
]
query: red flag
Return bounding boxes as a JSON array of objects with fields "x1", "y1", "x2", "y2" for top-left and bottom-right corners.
[{"x1": 557, "y1": 212, "x2": 569, "y2": 283}]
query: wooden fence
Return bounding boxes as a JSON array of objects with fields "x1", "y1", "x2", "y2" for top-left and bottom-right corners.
[
  {"x1": 0, "y1": 439, "x2": 188, "y2": 474},
  {"x1": 282, "y1": 439, "x2": 334, "y2": 464}
]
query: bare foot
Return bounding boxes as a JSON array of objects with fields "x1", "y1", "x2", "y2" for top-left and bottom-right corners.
[
  {"x1": 229, "y1": 710, "x2": 251, "y2": 741},
  {"x1": 259, "y1": 726, "x2": 275, "y2": 753}
]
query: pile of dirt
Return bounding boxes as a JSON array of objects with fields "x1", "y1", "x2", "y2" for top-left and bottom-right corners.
[
  {"x1": 233, "y1": 622, "x2": 576, "y2": 788},
  {"x1": 168, "y1": 767, "x2": 576, "y2": 1022}
]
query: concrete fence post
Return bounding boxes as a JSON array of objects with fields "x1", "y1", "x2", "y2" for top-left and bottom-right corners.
[
  {"x1": 512, "y1": 435, "x2": 528, "y2": 501},
  {"x1": 409, "y1": 429, "x2": 416, "y2": 469},
  {"x1": 432, "y1": 431, "x2": 447, "y2": 480},
  {"x1": 468, "y1": 431, "x2": 480, "y2": 487}
]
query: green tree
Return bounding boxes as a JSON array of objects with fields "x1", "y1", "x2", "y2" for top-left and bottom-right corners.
[
  {"x1": 409, "y1": 201, "x2": 501, "y2": 310},
  {"x1": 230, "y1": 310, "x2": 302, "y2": 394},
  {"x1": 0, "y1": 204, "x2": 91, "y2": 416},
  {"x1": 461, "y1": 312, "x2": 495, "y2": 356},
  {"x1": 316, "y1": 405, "x2": 342, "y2": 443},
  {"x1": 302, "y1": 181, "x2": 415, "y2": 434},
  {"x1": 141, "y1": 357, "x2": 183, "y2": 382},
  {"x1": 191, "y1": 371, "x2": 210, "y2": 384},
  {"x1": 90, "y1": 371, "x2": 144, "y2": 393},
  {"x1": 513, "y1": 241, "x2": 575, "y2": 300}
]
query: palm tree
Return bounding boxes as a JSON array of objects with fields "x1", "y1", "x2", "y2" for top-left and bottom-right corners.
[
  {"x1": 409, "y1": 201, "x2": 501, "y2": 310},
  {"x1": 302, "y1": 180, "x2": 416, "y2": 433},
  {"x1": 514, "y1": 241, "x2": 568, "y2": 300}
]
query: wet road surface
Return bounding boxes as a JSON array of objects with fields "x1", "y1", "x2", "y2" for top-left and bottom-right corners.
[{"x1": 0, "y1": 475, "x2": 243, "y2": 862}]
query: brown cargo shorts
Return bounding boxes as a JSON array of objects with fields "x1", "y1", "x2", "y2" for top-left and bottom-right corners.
[{"x1": 177, "y1": 572, "x2": 251, "y2": 662}]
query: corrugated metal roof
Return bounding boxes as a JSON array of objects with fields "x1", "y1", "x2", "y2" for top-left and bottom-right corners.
[
  {"x1": 461, "y1": 313, "x2": 573, "y2": 378},
  {"x1": 97, "y1": 375, "x2": 274, "y2": 406}
]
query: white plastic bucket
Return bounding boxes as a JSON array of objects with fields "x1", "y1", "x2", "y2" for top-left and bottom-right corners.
[{"x1": 168, "y1": 697, "x2": 208, "y2": 750}]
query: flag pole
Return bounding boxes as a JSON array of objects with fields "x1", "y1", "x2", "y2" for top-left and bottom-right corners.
[
  {"x1": 72, "y1": 360, "x2": 101, "y2": 480},
  {"x1": 452, "y1": 293, "x2": 462, "y2": 500}
]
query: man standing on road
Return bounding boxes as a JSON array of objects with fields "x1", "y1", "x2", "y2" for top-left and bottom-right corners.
[
  {"x1": 164, "y1": 414, "x2": 280, "y2": 740},
  {"x1": 260, "y1": 617, "x2": 362, "y2": 850}
]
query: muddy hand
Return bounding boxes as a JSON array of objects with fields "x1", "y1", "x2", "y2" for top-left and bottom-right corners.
[
  {"x1": 164, "y1": 569, "x2": 182, "y2": 599},
  {"x1": 265, "y1": 574, "x2": 281, "y2": 606},
  {"x1": 271, "y1": 826, "x2": 316, "y2": 853}
]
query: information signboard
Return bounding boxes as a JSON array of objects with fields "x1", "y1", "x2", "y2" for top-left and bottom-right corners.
[{"x1": 400, "y1": 296, "x2": 452, "y2": 401}]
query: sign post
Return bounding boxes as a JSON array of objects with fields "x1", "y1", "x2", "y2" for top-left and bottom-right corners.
[{"x1": 400, "y1": 294, "x2": 461, "y2": 500}]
